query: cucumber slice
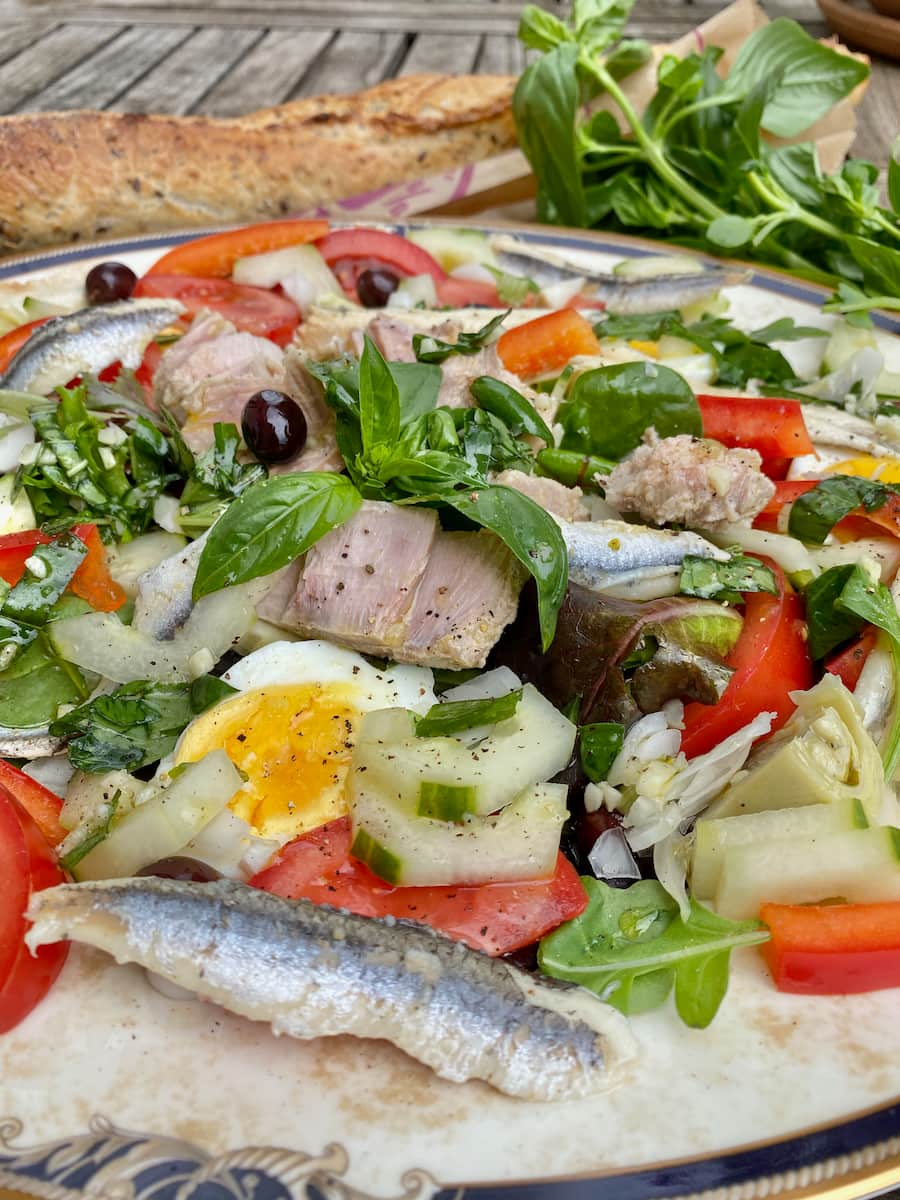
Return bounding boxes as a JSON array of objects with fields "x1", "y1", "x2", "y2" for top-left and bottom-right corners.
[
  {"x1": 612, "y1": 254, "x2": 705, "y2": 279},
  {"x1": 232, "y1": 244, "x2": 343, "y2": 311},
  {"x1": 822, "y1": 320, "x2": 877, "y2": 374},
  {"x1": 714, "y1": 826, "x2": 900, "y2": 920},
  {"x1": 0, "y1": 473, "x2": 35, "y2": 535},
  {"x1": 72, "y1": 750, "x2": 244, "y2": 881},
  {"x1": 406, "y1": 228, "x2": 498, "y2": 272},
  {"x1": 352, "y1": 683, "x2": 575, "y2": 816},
  {"x1": 393, "y1": 274, "x2": 438, "y2": 308},
  {"x1": 691, "y1": 797, "x2": 868, "y2": 901},
  {"x1": 23, "y1": 296, "x2": 67, "y2": 319},
  {"x1": 417, "y1": 780, "x2": 477, "y2": 821},
  {"x1": 350, "y1": 780, "x2": 567, "y2": 886},
  {"x1": 105, "y1": 531, "x2": 187, "y2": 598}
]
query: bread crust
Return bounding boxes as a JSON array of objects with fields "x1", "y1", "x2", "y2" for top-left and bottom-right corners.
[{"x1": 0, "y1": 74, "x2": 517, "y2": 255}]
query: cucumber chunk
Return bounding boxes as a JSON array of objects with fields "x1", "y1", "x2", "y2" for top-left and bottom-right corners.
[
  {"x1": 407, "y1": 228, "x2": 497, "y2": 272},
  {"x1": 350, "y1": 780, "x2": 567, "y2": 886},
  {"x1": 691, "y1": 797, "x2": 868, "y2": 901},
  {"x1": 417, "y1": 780, "x2": 477, "y2": 821},
  {"x1": 714, "y1": 826, "x2": 900, "y2": 920}
]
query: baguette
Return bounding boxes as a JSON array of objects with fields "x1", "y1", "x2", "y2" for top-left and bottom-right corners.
[{"x1": 0, "y1": 73, "x2": 517, "y2": 256}]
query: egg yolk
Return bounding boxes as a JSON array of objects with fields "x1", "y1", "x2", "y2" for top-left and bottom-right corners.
[
  {"x1": 828, "y1": 456, "x2": 900, "y2": 484},
  {"x1": 175, "y1": 683, "x2": 362, "y2": 839}
]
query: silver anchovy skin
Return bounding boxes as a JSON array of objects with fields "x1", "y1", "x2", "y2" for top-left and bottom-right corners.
[
  {"x1": 0, "y1": 299, "x2": 184, "y2": 395},
  {"x1": 26, "y1": 877, "x2": 634, "y2": 1101},
  {"x1": 489, "y1": 235, "x2": 749, "y2": 315},
  {"x1": 558, "y1": 518, "x2": 729, "y2": 598},
  {"x1": 132, "y1": 530, "x2": 209, "y2": 639},
  {"x1": 0, "y1": 729, "x2": 62, "y2": 758}
]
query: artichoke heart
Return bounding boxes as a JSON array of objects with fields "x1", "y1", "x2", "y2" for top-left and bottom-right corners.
[{"x1": 706, "y1": 675, "x2": 886, "y2": 825}]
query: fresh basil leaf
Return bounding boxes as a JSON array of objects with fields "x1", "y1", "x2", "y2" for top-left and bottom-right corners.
[
  {"x1": 189, "y1": 674, "x2": 238, "y2": 713},
  {"x1": 3, "y1": 533, "x2": 87, "y2": 627},
  {"x1": 728, "y1": 19, "x2": 869, "y2": 138},
  {"x1": 788, "y1": 475, "x2": 896, "y2": 545},
  {"x1": 602, "y1": 37, "x2": 651, "y2": 80},
  {"x1": 765, "y1": 143, "x2": 825, "y2": 209},
  {"x1": 518, "y1": 3, "x2": 572, "y2": 52},
  {"x1": 558, "y1": 361, "x2": 701, "y2": 460},
  {"x1": 803, "y1": 565, "x2": 866, "y2": 660},
  {"x1": 845, "y1": 235, "x2": 900, "y2": 299},
  {"x1": 469, "y1": 376, "x2": 554, "y2": 446},
  {"x1": 538, "y1": 877, "x2": 768, "y2": 1028},
  {"x1": 580, "y1": 722, "x2": 624, "y2": 783},
  {"x1": 413, "y1": 311, "x2": 509, "y2": 365},
  {"x1": 359, "y1": 334, "x2": 400, "y2": 453},
  {"x1": 889, "y1": 150, "x2": 900, "y2": 218},
  {"x1": 193, "y1": 472, "x2": 362, "y2": 599},
  {"x1": 181, "y1": 422, "x2": 266, "y2": 510},
  {"x1": 485, "y1": 266, "x2": 541, "y2": 306},
  {"x1": 0, "y1": 635, "x2": 87, "y2": 729},
  {"x1": 679, "y1": 553, "x2": 778, "y2": 605},
  {"x1": 446, "y1": 484, "x2": 568, "y2": 651},
  {"x1": 573, "y1": 0, "x2": 634, "y2": 49},
  {"x1": 749, "y1": 318, "x2": 828, "y2": 342},
  {"x1": 415, "y1": 689, "x2": 522, "y2": 738},
  {"x1": 513, "y1": 43, "x2": 586, "y2": 227},
  {"x1": 389, "y1": 362, "x2": 442, "y2": 423},
  {"x1": 594, "y1": 311, "x2": 680, "y2": 341}
]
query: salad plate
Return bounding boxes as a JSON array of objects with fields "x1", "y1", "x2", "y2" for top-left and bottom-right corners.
[{"x1": 0, "y1": 220, "x2": 899, "y2": 1200}]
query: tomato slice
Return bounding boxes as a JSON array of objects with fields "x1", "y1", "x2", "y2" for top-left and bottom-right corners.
[
  {"x1": 0, "y1": 786, "x2": 68, "y2": 1033},
  {"x1": 0, "y1": 525, "x2": 124, "y2": 612},
  {"x1": 0, "y1": 318, "x2": 50, "y2": 375},
  {"x1": 249, "y1": 816, "x2": 588, "y2": 957},
  {"x1": 696, "y1": 395, "x2": 814, "y2": 459},
  {"x1": 434, "y1": 276, "x2": 502, "y2": 307},
  {"x1": 0, "y1": 760, "x2": 65, "y2": 847},
  {"x1": 680, "y1": 563, "x2": 813, "y2": 759},
  {"x1": 132, "y1": 274, "x2": 299, "y2": 346},
  {"x1": 316, "y1": 228, "x2": 447, "y2": 284},
  {"x1": 825, "y1": 627, "x2": 879, "y2": 691},
  {"x1": 761, "y1": 900, "x2": 900, "y2": 994},
  {"x1": 145, "y1": 219, "x2": 329, "y2": 278}
]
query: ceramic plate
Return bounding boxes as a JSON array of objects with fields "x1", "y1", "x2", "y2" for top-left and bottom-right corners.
[{"x1": 0, "y1": 222, "x2": 899, "y2": 1200}]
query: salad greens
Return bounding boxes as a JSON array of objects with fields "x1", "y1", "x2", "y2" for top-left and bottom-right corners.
[
  {"x1": 803, "y1": 565, "x2": 867, "y2": 660},
  {"x1": 679, "y1": 553, "x2": 778, "y2": 606},
  {"x1": 51, "y1": 676, "x2": 237, "y2": 774},
  {"x1": 579, "y1": 722, "x2": 624, "y2": 783},
  {"x1": 788, "y1": 476, "x2": 900, "y2": 545},
  {"x1": 539, "y1": 877, "x2": 768, "y2": 1028},
  {"x1": 415, "y1": 689, "x2": 523, "y2": 738},
  {"x1": 413, "y1": 311, "x2": 509, "y2": 364},
  {"x1": 514, "y1": 1, "x2": 900, "y2": 318}
]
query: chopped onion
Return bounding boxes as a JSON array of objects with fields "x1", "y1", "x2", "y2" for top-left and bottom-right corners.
[
  {"x1": 23, "y1": 755, "x2": 75, "y2": 798},
  {"x1": 182, "y1": 808, "x2": 278, "y2": 880},
  {"x1": 541, "y1": 277, "x2": 585, "y2": 308},
  {"x1": 708, "y1": 525, "x2": 817, "y2": 579},
  {"x1": 449, "y1": 263, "x2": 496, "y2": 285},
  {"x1": 589, "y1": 826, "x2": 641, "y2": 883}
]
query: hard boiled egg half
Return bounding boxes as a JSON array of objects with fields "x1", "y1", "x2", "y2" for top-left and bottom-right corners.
[{"x1": 175, "y1": 640, "x2": 436, "y2": 841}]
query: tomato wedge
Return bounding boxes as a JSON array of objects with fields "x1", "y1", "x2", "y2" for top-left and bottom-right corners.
[
  {"x1": 696, "y1": 395, "x2": 814, "y2": 459},
  {"x1": 0, "y1": 317, "x2": 49, "y2": 375},
  {"x1": 0, "y1": 525, "x2": 125, "y2": 612},
  {"x1": 825, "y1": 627, "x2": 879, "y2": 691},
  {"x1": 145, "y1": 219, "x2": 328, "y2": 278},
  {"x1": 249, "y1": 816, "x2": 588, "y2": 957},
  {"x1": 316, "y1": 227, "x2": 446, "y2": 284},
  {"x1": 0, "y1": 760, "x2": 65, "y2": 847},
  {"x1": 133, "y1": 274, "x2": 299, "y2": 346},
  {"x1": 761, "y1": 900, "x2": 900, "y2": 994},
  {"x1": 497, "y1": 310, "x2": 600, "y2": 380},
  {"x1": 680, "y1": 563, "x2": 813, "y2": 759},
  {"x1": 0, "y1": 785, "x2": 68, "y2": 1033}
]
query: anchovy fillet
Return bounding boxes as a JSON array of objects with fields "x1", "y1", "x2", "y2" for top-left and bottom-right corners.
[
  {"x1": 490, "y1": 235, "x2": 749, "y2": 315},
  {"x1": 559, "y1": 518, "x2": 729, "y2": 596},
  {"x1": 26, "y1": 878, "x2": 634, "y2": 1101},
  {"x1": 0, "y1": 299, "x2": 184, "y2": 395}
]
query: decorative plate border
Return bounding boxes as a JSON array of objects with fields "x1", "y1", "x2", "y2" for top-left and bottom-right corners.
[{"x1": 0, "y1": 221, "x2": 898, "y2": 1200}]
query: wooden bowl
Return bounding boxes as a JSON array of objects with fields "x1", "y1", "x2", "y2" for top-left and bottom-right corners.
[
  {"x1": 870, "y1": 0, "x2": 900, "y2": 17},
  {"x1": 818, "y1": 0, "x2": 900, "y2": 57}
]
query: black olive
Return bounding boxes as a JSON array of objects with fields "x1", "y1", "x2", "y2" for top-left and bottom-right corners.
[
  {"x1": 357, "y1": 267, "x2": 399, "y2": 307},
  {"x1": 85, "y1": 261, "x2": 138, "y2": 305},
  {"x1": 241, "y1": 389, "x2": 308, "y2": 463},
  {"x1": 136, "y1": 856, "x2": 221, "y2": 883}
]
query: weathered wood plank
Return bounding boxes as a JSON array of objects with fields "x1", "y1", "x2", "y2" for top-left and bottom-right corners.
[
  {"x1": 199, "y1": 28, "x2": 333, "y2": 115},
  {"x1": 0, "y1": 21, "x2": 57, "y2": 68},
  {"x1": 400, "y1": 32, "x2": 483, "y2": 75},
  {"x1": 477, "y1": 34, "x2": 525, "y2": 76},
  {"x1": 854, "y1": 61, "x2": 900, "y2": 171},
  {"x1": 0, "y1": 22, "x2": 124, "y2": 111},
  {"x1": 17, "y1": 23, "x2": 191, "y2": 111},
  {"x1": 114, "y1": 25, "x2": 264, "y2": 114},
  {"x1": 291, "y1": 30, "x2": 408, "y2": 97}
]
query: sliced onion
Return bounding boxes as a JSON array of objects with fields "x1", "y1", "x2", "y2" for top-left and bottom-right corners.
[
  {"x1": 449, "y1": 263, "x2": 497, "y2": 285},
  {"x1": 588, "y1": 827, "x2": 641, "y2": 883},
  {"x1": 541, "y1": 277, "x2": 586, "y2": 308}
]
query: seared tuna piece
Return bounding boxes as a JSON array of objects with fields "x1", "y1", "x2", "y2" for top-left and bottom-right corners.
[
  {"x1": 492, "y1": 470, "x2": 588, "y2": 522},
  {"x1": 604, "y1": 431, "x2": 775, "y2": 530}
]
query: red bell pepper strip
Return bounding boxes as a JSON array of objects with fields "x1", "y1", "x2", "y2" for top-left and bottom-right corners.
[
  {"x1": 249, "y1": 816, "x2": 588, "y2": 957},
  {"x1": 0, "y1": 786, "x2": 68, "y2": 1033},
  {"x1": 0, "y1": 318, "x2": 50, "y2": 375},
  {"x1": 697, "y1": 395, "x2": 814, "y2": 459},
  {"x1": 497, "y1": 310, "x2": 601, "y2": 380},
  {"x1": 0, "y1": 760, "x2": 65, "y2": 847},
  {"x1": 145, "y1": 219, "x2": 329, "y2": 278},
  {"x1": 761, "y1": 900, "x2": 900, "y2": 994},
  {"x1": 0, "y1": 525, "x2": 125, "y2": 612},
  {"x1": 680, "y1": 563, "x2": 813, "y2": 759},
  {"x1": 825, "y1": 627, "x2": 879, "y2": 691}
]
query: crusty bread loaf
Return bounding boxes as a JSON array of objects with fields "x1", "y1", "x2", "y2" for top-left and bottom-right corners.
[{"x1": 0, "y1": 74, "x2": 517, "y2": 256}]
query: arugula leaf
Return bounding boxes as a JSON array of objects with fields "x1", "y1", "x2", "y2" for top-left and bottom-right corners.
[
  {"x1": 193, "y1": 472, "x2": 363, "y2": 599},
  {"x1": 469, "y1": 376, "x2": 554, "y2": 446},
  {"x1": 447, "y1": 485, "x2": 568, "y2": 651},
  {"x1": 580, "y1": 722, "x2": 624, "y2": 783},
  {"x1": 558, "y1": 361, "x2": 701, "y2": 460},
  {"x1": 803, "y1": 565, "x2": 866, "y2": 660},
  {"x1": 679, "y1": 553, "x2": 778, "y2": 606},
  {"x1": 51, "y1": 676, "x2": 236, "y2": 773},
  {"x1": 538, "y1": 877, "x2": 768, "y2": 1028},
  {"x1": 415, "y1": 689, "x2": 522, "y2": 738},
  {"x1": 788, "y1": 475, "x2": 898, "y2": 544},
  {"x1": 834, "y1": 565, "x2": 900, "y2": 778},
  {"x1": 412, "y1": 312, "x2": 509, "y2": 365}
]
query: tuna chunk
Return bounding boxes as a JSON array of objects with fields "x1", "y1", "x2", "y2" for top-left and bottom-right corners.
[
  {"x1": 493, "y1": 470, "x2": 589, "y2": 521},
  {"x1": 604, "y1": 431, "x2": 775, "y2": 530},
  {"x1": 263, "y1": 500, "x2": 525, "y2": 669},
  {"x1": 364, "y1": 315, "x2": 417, "y2": 363}
]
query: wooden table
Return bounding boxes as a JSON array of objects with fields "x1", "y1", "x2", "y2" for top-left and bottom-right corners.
[{"x1": 0, "y1": 0, "x2": 897, "y2": 172}]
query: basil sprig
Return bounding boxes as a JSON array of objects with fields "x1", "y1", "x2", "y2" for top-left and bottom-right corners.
[
  {"x1": 679, "y1": 553, "x2": 778, "y2": 606},
  {"x1": 788, "y1": 475, "x2": 900, "y2": 545},
  {"x1": 413, "y1": 311, "x2": 509, "y2": 364}
]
